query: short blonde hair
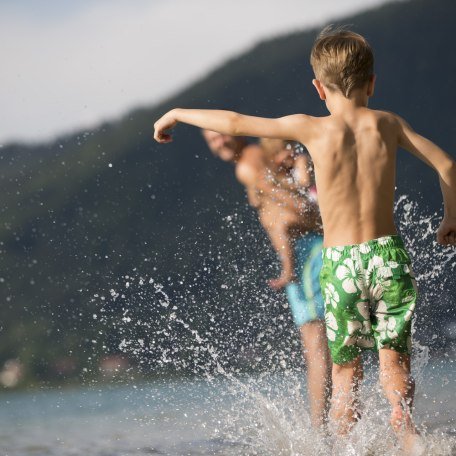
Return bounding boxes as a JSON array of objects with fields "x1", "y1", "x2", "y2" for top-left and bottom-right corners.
[{"x1": 310, "y1": 27, "x2": 374, "y2": 98}]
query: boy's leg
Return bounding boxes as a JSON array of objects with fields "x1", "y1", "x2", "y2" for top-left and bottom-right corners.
[
  {"x1": 285, "y1": 283, "x2": 331, "y2": 427},
  {"x1": 369, "y1": 237, "x2": 420, "y2": 452},
  {"x1": 300, "y1": 319, "x2": 332, "y2": 428},
  {"x1": 379, "y1": 348, "x2": 421, "y2": 454},
  {"x1": 331, "y1": 356, "x2": 363, "y2": 435},
  {"x1": 319, "y1": 242, "x2": 369, "y2": 435},
  {"x1": 297, "y1": 235, "x2": 332, "y2": 427}
]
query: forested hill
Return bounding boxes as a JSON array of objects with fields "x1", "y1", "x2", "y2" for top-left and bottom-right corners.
[{"x1": 1, "y1": 0, "x2": 455, "y2": 385}]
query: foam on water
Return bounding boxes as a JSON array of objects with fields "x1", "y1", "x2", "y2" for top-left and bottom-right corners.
[{"x1": 90, "y1": 194, "x2": 455, "y2": 455}]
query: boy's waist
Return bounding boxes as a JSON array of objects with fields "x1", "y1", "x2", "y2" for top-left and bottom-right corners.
[{"x1": 322, "y1": 234, "x2": 405, "y2": 254}]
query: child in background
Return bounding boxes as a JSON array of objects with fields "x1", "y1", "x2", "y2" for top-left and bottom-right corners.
[{"x1": 202, "y1": 131, "x2": 331, "y2": 427}]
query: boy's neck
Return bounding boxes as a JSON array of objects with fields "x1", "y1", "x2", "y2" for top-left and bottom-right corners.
[{"x1": 325, "y1": 88, "x2": 369, "y2": 115}]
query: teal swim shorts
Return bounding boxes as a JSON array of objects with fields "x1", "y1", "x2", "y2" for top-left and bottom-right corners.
[
  {"x1": 319, "y1": 235, "x2": 418, "y2": 365},
  {"x1": 285, "y1": 234, "x2": 325, "y2": 327}
]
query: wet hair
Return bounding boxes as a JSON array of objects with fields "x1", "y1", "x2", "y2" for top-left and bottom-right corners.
[{"x1": 310, "y1": 26, "x2": 374, "y2": 98}]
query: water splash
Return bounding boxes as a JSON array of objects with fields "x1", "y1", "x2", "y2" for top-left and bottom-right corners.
[{"x1": 88, "y1": 194, "x2": 455, "y2": 455}]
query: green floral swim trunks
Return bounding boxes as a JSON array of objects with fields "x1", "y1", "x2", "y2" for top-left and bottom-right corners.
[{"x1": 319, "y1": 235, "x2": 417, "y2": 365}]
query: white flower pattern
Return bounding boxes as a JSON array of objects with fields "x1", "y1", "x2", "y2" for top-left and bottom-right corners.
[
  {"x1": 376, "y1": 316, "x2": 399, "y2": 343},
  {"x1": 343, "y1": 319, "x2": 375, "y2": 348},
  {"x1": 321, "y1": 237, "x2": 416, "y2": 360},
  {"x1": 325, "y1": 311, "x2": 338, "y2": 341},
  {"x1": 356, "y1": 301, "x2": 370, "y2": 320},
  {"x1": 326, "y1": 247, "x2": 343, "y2": 262},
  {"x1": 359, "y1": 243, "x2": 371, "y2": 254},
  {"x1": 335, "y1": 258, "x2": 363, "y2": 294},
  {"x1": 404, "y1": 300, "x2": 416, "y2": 322},
  {"x1": 324, "y1": 283, "x2": 339, "y2": 308}
]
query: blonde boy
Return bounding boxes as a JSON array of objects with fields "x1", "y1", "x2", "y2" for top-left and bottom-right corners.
[{"x1": 154, "y1": 28, "x2": 456, "y2": 452}]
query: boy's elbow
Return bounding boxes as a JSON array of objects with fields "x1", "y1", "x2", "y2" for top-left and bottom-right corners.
[{"x1": 439, "y1": 156, "x2": 456, "y2": 177}]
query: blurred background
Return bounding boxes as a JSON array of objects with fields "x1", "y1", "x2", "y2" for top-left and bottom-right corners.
[{"x1": 0, "y1": 0, "x2": 455, "y2": 454}]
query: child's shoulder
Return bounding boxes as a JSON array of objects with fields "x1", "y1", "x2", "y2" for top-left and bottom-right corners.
[
  {"x1": 365, "y1": 108, "x2": 401, "y2": 126},
  {"x1": 241, "y1": 143, "x2": 264, "y2": 165},
  {"x1": 236, "y1": 144, "x2": 264, "y2": 183}
]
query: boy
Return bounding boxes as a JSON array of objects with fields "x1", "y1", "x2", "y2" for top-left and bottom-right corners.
[
  {"x1": 154, "y1": 28, "x2": 456, "y2": 453},
  {"x1": 255, "y1": 138, "x2": 332, "y2": 428},
  {"x1": 202, "y1": 130, "x2": 331, "y2": 427}
]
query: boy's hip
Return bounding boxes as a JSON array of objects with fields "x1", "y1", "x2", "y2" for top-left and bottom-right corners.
[{"x1": 318, "y1": 234, "x2": 418, "y2": 364}]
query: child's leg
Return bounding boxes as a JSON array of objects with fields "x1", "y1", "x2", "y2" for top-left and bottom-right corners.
[
  {"x1": 379, "y1": 349, "x2": 416, "y2": 425},
  {"x1": 379, "y1": 349, "x2": 422, "y2": 454},
  {"x1": 300, "y1": 319, "x2": 332, "y2": 428},
  {"x1": 330, "y1": 356, "x2": 363, "y2": 435}
]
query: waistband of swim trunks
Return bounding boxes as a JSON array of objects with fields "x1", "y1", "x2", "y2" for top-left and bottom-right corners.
[{"x1": 322, "y1": 235, "x2": 405, "y2": 254}]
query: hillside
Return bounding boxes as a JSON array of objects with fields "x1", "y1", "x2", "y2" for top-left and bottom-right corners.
[{"x1": 1, "y1": 0, "x2": 455, "y2": 385}]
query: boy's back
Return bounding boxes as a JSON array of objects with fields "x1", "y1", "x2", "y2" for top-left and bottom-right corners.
[{"x1": 306, "y1": 108, "x2": 398, "y2": 247}]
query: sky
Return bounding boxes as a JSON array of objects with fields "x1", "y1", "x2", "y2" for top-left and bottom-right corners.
[{"x1": 0, "y1": 0, "x2": 392, "y2": 145}]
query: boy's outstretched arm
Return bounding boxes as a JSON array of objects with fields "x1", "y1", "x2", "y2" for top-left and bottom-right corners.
[
  {"x1": 154, "y1": 108, "x2": 310, "y2": 144},
  {"x1": 397, "y1": 116, "x2": 456, "y2": 245}
]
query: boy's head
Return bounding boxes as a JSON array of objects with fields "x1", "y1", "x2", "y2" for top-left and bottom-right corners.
[
  {"x1": 310, "y1": 27, "x2": 374, "y2": 98},
  {"x1": 202, "y1": 129, "x2": 246, "y2": 162}
]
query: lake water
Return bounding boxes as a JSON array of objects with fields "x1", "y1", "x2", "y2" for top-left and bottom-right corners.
[{"x1": 1, "y1": 355, "x2": 455, "y2": 456}]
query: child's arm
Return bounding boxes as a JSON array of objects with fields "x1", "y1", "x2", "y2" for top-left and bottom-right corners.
[
  {"x1": 397, "y1": 116, "x2": 456, "y2": 245},
  {"x1": 235, "y1": 160, "x2": 262, "y2": 208},
  {"x1": 262, "y1": 220, "x2": 297, "y2": 290},
  {"x1": 293, "y1": 155, "x2": 313, "y2": 188},
  {"x1": 255, "y1": 174, "x2": 312, "y2": 215},
  {"x1": 154, "y1": 108, "x2": 310, "y2": 144}
]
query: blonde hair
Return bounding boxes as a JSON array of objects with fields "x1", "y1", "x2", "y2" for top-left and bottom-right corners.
[{"x1": 310, "y1": 27, "x2": 374, "y2": 98}]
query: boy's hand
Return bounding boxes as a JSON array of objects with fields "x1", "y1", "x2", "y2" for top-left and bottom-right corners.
[
  {"x1": 154, "y1": 110, "x2": 178, "y2": 143},
  {"x1": 437, "y1": 217, "x2": 456, "y2": 245}
]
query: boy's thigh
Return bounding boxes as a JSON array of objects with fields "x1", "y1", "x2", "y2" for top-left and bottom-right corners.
[
  {"x1": 372, "y1": 262, "x2": 417, "y2": 355},
  {"x1": 320, "y1": 266, "x2": 374, "y2": 365}
]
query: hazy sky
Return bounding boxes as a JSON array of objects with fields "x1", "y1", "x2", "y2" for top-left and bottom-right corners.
[{"x1": 1, "y1": 0, "x2": 392, "y2": 144}]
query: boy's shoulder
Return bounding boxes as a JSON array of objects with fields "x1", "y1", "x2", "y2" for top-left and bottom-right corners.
[
  {"x1": 302, "y1": 110, "x2": 398, "y2": 125},
  {"x1": 330, "y1": 108, "x2": 402, "y2": 131},
  {"x1": 368, "y1": 108, "x2": 400, "y2": 122},
  {"x1": 240, "y1": 144, "x2": 264, "y2": 167}
]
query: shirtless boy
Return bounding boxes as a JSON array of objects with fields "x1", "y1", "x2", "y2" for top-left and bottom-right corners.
[
  {"x1": 202, "y1": 131, "x2": 331, "y2": 427},
  {"x1": 155, "y1": 28, "x2": 456, "y2": 453}
]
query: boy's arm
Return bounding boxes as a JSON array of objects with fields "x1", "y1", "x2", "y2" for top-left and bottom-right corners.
[
  {"x1": 262, "y1": 221, "x2": 296, "y2": 290},
  {"x1": 235, "y1": 160, "x2": 262, "y2": 208},
  {"x1": 255, "y1": 175, "x2": 310, "y2": 213},
  {"x1": 397, "y1": 116, "x2": 456, "y2": 245},
  {"x1": 292, "y1": 155, "x2": 313, "y2": 188},
  {"x1": 154, "y1": 108, "x2": 311, "y2": 144}
]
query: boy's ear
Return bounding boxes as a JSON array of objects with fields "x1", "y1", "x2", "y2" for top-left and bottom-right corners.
[
  {"x1": 367, "y1": 74, "x2": 376, "y2": 97},
  {"x1": 312, "y1": 79, "x2": 326, "y2": 100}
]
